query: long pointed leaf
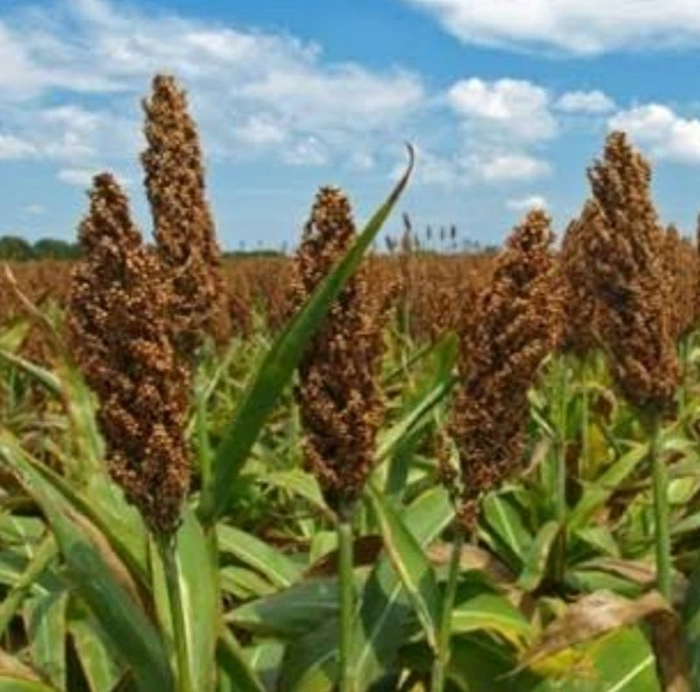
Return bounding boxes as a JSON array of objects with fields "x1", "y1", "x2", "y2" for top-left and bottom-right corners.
[
  {"x1": 199, "y1": 147, "x2": 414, "y2": 524},
  {"x1": 367, "y1": 483, "x2": 440, "y2": 651},
  {"x1": 0, "y1": 439, "x2": 173, "y2": 691}
]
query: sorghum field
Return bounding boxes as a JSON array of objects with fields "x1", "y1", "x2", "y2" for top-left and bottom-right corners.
[{"x1": 2, "y1": 74, "x2": 700, "y2": 692}]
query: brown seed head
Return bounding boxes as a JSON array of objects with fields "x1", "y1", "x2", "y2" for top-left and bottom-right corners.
[
  {"x1": 68, "y1": 173, "x2": 191, "y2": 535},
  {"x1": 663, "y1": 224, "x2": 698, "y2": 342},
  {"x1": 582, "y1": 132, "x2": 678, "y2": 419},
  {"x1": 449, "y1": 210, "x2": 563, "y2": 530},
  {"x1": 292, "y1": 187, "x2": 390, "y2": 516},
  {"x1": 559, "y1": 210, "x2": 601, "y2": 357},
  {"x1": 142, "y1": 74, "x2": 230, "y2": 356}
]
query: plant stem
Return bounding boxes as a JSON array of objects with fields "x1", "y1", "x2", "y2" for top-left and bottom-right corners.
[
  {"x1": 649, "y1": 416, "x2": 671, "y2": 600},
  {"x1": 579, "y1": 358, "x2": 590, "y2": 477},
  {"x1": 430, "y1": 527, "x2": 464, "y2": 692},
  {"x1": 337, "y1": 516, "x2": 356, "y2": 692},
  {"x1": 195, "y1": 382, "x2": 213, "y2": 490},
  {"x1": 552, "y1": 357, "x2": 569, "y2": 584},
  {"x1": 158, "y1": 536, "x2": 193, "y2": 692},
  {"x1": 555, "y1": 357, "x2": 569, "y2": 523},
  {"x1": 679, "y1": 337, "x2": 689, "y2": 417}
]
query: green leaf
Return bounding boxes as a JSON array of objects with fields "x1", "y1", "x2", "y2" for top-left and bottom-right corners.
[
  {"x1": 199, "y1": 147, "x2": 414, "y2": 524},
  {"x1": 70, "y1": 617, "x2": 123, "y2": 692},
  {"x1": 242, "y1": 643, "x2": 284, "y2": 692},
  {"x1": 399, "y1": 635, "x2": 544, "y2": 692},
  {"x1": 367, "y1": 483, "x2": 440, "y2": 651},
  {"x1": 0, "y1": 349, "x2": 61, "y2": 395},
  {"x1": 353, "y1": 486, "x2": 454, "y2": 689},
  {"x1": 0, "y1": 535, "x2": 58, "y2": 639},
  {"x1": 24, "y1": 591, "x2": 68, "y2": 689},
  {"x1": 257, "y1": 469, "x2": 331, "y2": 518},
  {"x1": 216, "y1": 629, "x2": 265, "y2": 692},
  {"x1": 517, "y1": 520, "x2": 561, "y2": 592},
  {"x1": 574, "y1": 526, "x2": 621, "y2": 558},
  {"x1": 276, "y1": 616, "x2": 338, "y2": 692},
  {"x1": 220, "y1": 566, "x2": 276, "y2": 600},
  {"x1": 152, "y1": 511, "x2": 219, "y2": 692},
  {"x1": 482, "y1": 493, "x2": 533, "y2": 568},
  {"x1": 376, "y1": 376, "x2": 456, "y2": 465},
  {"x1": 588, "y1": 628, "x2": 659, "y2": 692},
  {"x1": 0, "y1": 317, "x2": 30, "y2": 352},
  {"x1": 217, "y1": 524, "x2": 302, "y2": 588},
  {"x1": 229, "y1": 577, "x2": 340, "y2": 638},
  {"x1": 0, "y1": 680, "x2": 59, "y2": 692},
  {"x1": 0, "y1": 432, "x2": 148, "y2": 586},
  {"x1": 53, "y1": 359, "x2": 104, "y2": 476},
  {"x1": 568, "y1": 443, "x2": 648, "y2": 530},
  {"x1": 682, "y1": 560, "x2": 700, "y2": 685},
  {"x1": 451, "y1": 592, "x2": 533, "y2": 647},
  {"x1": 448, "y1": 635, "x2": 543, "y2": 692},
  {"x1": 0, "y1": 438, "x2": 173, "y2": 692},
  {"x1": 275, "y1": 487, "x2": 453, "y2": 692}
]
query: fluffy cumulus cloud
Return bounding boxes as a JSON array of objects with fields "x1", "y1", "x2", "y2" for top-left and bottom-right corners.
[
  {"x1": 609, "y1": 104, "x2": 700, "y2": 164},
  {"x1": 0, "y1": 0, "x2": 425, "y2": 177},
  {"x1": 0, "y1": 133, "x2": 36, "y2": 159},
  {"x1": 441, "y1": 78, "x2": 555, "y2": 186},
  {"x1": 447, "y1": 78, "x2": 557, "y2": 141},
  {"x1": 401, "y1": 0, "x2": 700, "y2": 54},
  {"x1": 506, "y1": 195, "x2": 549, "y2": 211},
  {"x1": 556, "y1": 90, "x2": 616, "y2": 114},
  {"x1": 470, "y1": 153, "x2": 551, "y2": 182}
]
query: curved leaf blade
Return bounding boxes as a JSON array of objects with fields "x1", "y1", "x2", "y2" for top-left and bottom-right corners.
[{"x1": 199, "y1": 147, "x2": 414, "y2": 524}]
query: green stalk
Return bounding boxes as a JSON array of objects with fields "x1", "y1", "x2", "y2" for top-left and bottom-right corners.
[
  {"x1": 196, "y1": 384, "x2": 213, "y2": 491},
  {"x1": 158, "y1": 536, "x2": 193, "y2": 692},
  {"x1": 679, "y1": 337, "x2": 690, "y2": 418},
  {"x1": 579, "y1": 358, "x2": 590, "y2": 477},
  {"x1": 337, "y1": 515, "x2": 356, "y2": 692},
  {"x1": 552, "y1": 357, "x2": 569, "y2": 584},
  {"x1": 555, "y1": 357, "x2": 569, "y2": 523},
  {"x1": 649, "y1": 416, "x2": 671, "y2": 600},
  {"x1": 430, "y1": 527, "x2": 464, "y2": 692}
]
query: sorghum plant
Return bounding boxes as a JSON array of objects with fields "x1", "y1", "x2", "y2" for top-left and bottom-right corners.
[{"x1": 142, "y1": 74, "x2": 230, "y2": 356}]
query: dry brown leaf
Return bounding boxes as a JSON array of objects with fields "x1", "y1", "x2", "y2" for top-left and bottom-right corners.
[
  {"x1": 518, "y1": 590, "x2": 689, "y2": 691},
  {"x1": 0, "y1": 647, "x2": 43, "y2": 681},
  {"x1": 427, "y1": 542, "x2": 515, "y2": 584}
]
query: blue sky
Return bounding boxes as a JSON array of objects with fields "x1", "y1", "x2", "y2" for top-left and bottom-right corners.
[{"x1": 3, "y1": 0, "x2": 700, "y2": 250}]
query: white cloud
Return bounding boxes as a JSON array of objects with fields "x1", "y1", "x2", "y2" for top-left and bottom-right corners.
[
  {"x1": 282, "y1": 136, "x2": 328, "y2": 166},
  {"x1": 57, "y1": 166, "x2": 130, "y2": 187},
  {"x1": 398, "y1": 146, "x2": 550, "y2": 187},
  {"x1": 348, "y1": 151, "x2": 376, "y2": 170},
  {"x1": 232, "y1": 117, "x2": 287, "y2": 146},
  {"x1": 401, "y1": 0, "x2": 700, "y2": 55},
  {"x1": 466, "y1": 152, "x2": 551, "y2": 182},
  {"x1": 608, "y1": 104, "x2": 700, "y2": 164},
  {"x1": 0, "y1": 133, "x2": 36, "y2": 159},
  {"x1": 447, "y1": 78, "x2": 556, "y2": 141},
  {"x1": 506, "y1": 195, "x2": 549, "y2": 211},
  {"x1": 57, "y1": 167, "x2": 100, "y2": 187},
  {"x1": 407, "y1": 146, "x2": 462, "y2": 187},
  {"x1": 24, "y1": 204, "x2": 45, "y2": 215},
  {"x1": 479, "y1": 154, "x2": 551, "y2": 182},
  {"x1": 0, "y1": 0, "x2": 425, "y2": 169},
  {"x1": 556, "y1": 90, "x2": 616, "y2": 114}
]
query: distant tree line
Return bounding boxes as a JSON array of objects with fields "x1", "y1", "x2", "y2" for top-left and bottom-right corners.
[
  {"x1": 0, "y1": 235, "x2": 290, "y2": 262},
  {"x1": 0, "y1": 235, "x2": 83, "y2": 261}
]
